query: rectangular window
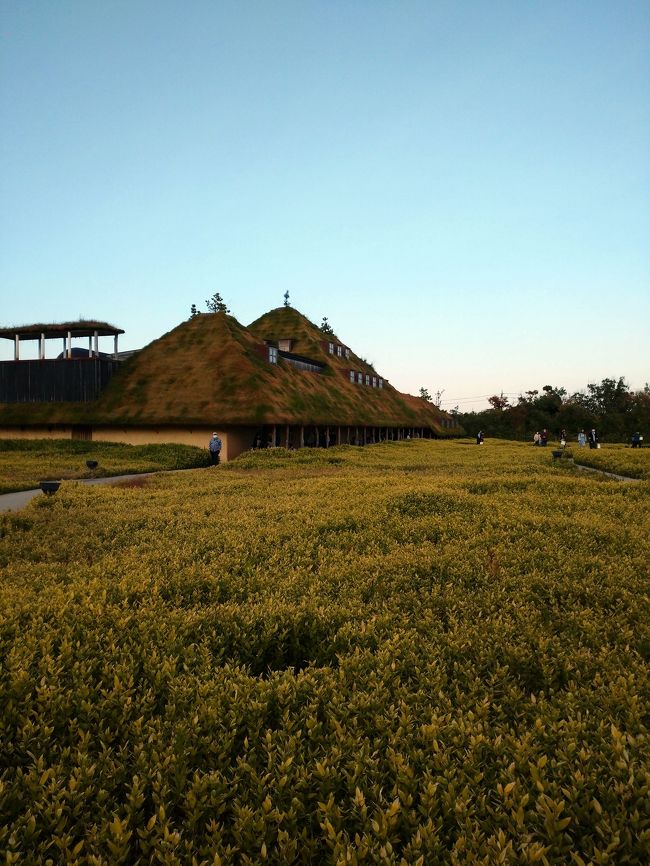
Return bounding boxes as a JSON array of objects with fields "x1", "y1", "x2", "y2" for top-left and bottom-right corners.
[
  {"x1": 268, "y1": 346, "x2": 278, "y2": 364},
  {"x1": 344, "y1": 348, "x2": 350, "y2": 359},
  {"x1": 372, "y1": 376, "x2": 377, "y2": 388},
  {"x1": 357, "y1": 371, "x2": 363, "y2": 384},
  {"x1": 378, "y1": 378, "x2": 383, "y2": 388},
  {"x1": 365, "y1": 374, "x2": 370, "y2": 386},
  {"x1": 336, "y1": 345, "x2": 342, "y2": 357},
  {"x1": 349, "y1": 370, "x2": 355, "y2": 383},
  {"x1": 328, "y1": 342, "x2": 334, "y2": 355}
]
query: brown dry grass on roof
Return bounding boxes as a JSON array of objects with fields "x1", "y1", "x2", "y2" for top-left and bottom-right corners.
[{"x1": 1, "y1": 309, "x2": 458, "y2": 433}]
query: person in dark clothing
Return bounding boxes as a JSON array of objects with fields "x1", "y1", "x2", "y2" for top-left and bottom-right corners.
[
  {"x1": 588, "y1": 429, "x2": 598, "y2": 449},
  {"x1": 208, "y1": 432, "x2": 222, "y2": 465},
  {"x1": 631, "y1": 432, "x2": 642, "y2": 448}
]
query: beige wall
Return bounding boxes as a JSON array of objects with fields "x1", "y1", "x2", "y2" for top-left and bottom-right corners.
[
  {"x1": 0, "y1": 426, "x2": 73, "y2": 440},
  {"x1": 92, "y1": 426, "x2": 215, "y2": 448},
  {"x1": 94, "y1": 426, "x2": 257, "y2": 461},
  {"x1": 221, "y1": 426, "x2": 260, "y2": 461},
  {"x1": 0, "y1": 424, "x2": 257, "y2": 462}
]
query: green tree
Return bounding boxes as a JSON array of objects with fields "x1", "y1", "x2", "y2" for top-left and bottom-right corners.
[
  {"x1": 190, "y1": 303, "x2": 200, "y2": 317},
  {"x1": 419, "y1": 387, "x2": 432, "y2": 402},
  {"x1": 283, "y1": 291, "x2": 290, "y2": 307},
  {"x1": 320, "y1": 317, "x2": 334, "y2": 335},
  {"x1": 629, "y1": 385, "x2": 650, "y2": 437},
  {"x1": 205, "y1": 293, "x2": 230, "y2": 313},
  {"x1": 586, "y1": 377, "x2": 631, "y2": 416},
  {"x1": 488, "y1": 393, "x2": 510, "y2": 411}
]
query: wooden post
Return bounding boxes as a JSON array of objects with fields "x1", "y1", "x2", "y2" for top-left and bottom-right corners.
[
  {"x1": 271, "y1": 424, "x2": 276, "y2": 447},
  {"x1": 285, "y1": 425, "x2": 290, "y2": 448},
  {"x1": 325, "y1": 426, "x2": 329, "y2": 448},
  {"x1": 300, "y1": 426, "x2": 304, "y2": 448},
  {"x1": 114, "y1": 334, "x2": 119, "y2": 359},
  {"x1": 337, "y1": 426, "x2": 341, "y2": 445},
  {"x1": 14, "y1": 335, "x2": 19, "y2": 361},
  {"x1": 40, "y1": 333, "x2": 45, "y2": 360},
  {"x1": 67, "y1": 331, "x2": 72, "y2": 359},
  {"x1": 94, "y1": 330, "x2": 99, "y2": 357},
  {"x1": 315, "y1": 426, "x2": 320, "y2": 447}
]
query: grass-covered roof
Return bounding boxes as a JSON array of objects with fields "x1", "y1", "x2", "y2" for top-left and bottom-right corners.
[
  {"x1": 0, "y1": 308, "x2": 456, "y2": 432},
  {"x1": 0, "y1": 320, "x2": 124, "y2": 340}
]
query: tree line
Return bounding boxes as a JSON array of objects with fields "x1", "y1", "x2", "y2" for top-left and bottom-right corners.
[{"x1": 451, "y1": 378, "x2": 649, "y2": 443}]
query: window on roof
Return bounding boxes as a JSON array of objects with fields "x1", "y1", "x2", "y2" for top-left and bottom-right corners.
[
  {"x1": 378, "y1": 378, "x2": 383, "y2": 388},
  {"x1": 357, "y1": 371, "x2": 363, "y2": 384},
  {"x1": 344, "y1": 348, "x2": 350, "y2": 359},
  {"x1": 328, "y1": 342, "x2": 334, "y2": 354},
  {"x1": 268, "y1": 346, "x2": 278, "y2": 364},
  {"x1": 365, "y1": 374, "x2": 370, "y2": 386},
  {"x1": 372, "y1": 376, "x2": 377, "y2": 388},
  {"x1": 349, "y1": 369, "x2": 355, "y2": 383},
  {"x1": 336, "y1": 345, "x2": 342, "y2": 357}
]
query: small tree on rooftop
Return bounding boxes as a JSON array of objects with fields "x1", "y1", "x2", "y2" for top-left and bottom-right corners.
[
  {"x1": 190, "y1": 304, "x2": 200, "y2": 318},
  {"x1": 283, "y1": 291, "x2": 290, "y2": 307},
  {"x1": 205, "y1": 293, "x2": 230, "y2": 313},
  {"x1": 419, "y1": 387, "x2": 432, "y2": 402},
  {"x1": 320, "y1": 316, "x2": 334, "y2": 335}
]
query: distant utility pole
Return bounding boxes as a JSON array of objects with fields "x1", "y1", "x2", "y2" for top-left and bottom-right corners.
[{"x1": 434, "y1": 389, "x2": 445, "y2": 408}]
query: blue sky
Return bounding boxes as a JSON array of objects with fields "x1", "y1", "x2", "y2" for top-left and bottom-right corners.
[{"x1": 1, "y1": 1, "x2": 648, "y2": 410}]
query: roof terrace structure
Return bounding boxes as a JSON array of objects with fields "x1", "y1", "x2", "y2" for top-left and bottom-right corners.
[{"x1": 0, "y1": 321, "x2": 124, "y2": 361}]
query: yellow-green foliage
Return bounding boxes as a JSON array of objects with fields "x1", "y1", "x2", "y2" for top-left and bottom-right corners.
[
  {"x1": 1, "y1": 440, "x2": 649, "y2": 864},
  {"x1": 0, "y1": 440, "x2": 209, "y2": 493},
  {"x1": 571, "y1": 444, "x2": 650, "y2": 480}
]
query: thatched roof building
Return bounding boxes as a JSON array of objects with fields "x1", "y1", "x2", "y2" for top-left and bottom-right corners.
[{"x1": 0, "y1": 307, "x2": 460, "y2": 458}]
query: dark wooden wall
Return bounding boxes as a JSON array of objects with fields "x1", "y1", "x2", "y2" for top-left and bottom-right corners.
[{"x1": 0, "y1": 359, "x2": 120, "y2": 403}]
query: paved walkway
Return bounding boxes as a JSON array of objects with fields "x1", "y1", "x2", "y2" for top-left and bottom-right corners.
[
  {"x1": 570, "y1": 460, "x2": 642, "y2": 483},
  {"x1": 0, "y1": 472, "x2": 159, "y2": 513}
]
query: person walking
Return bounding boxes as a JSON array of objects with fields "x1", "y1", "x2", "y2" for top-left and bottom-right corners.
[
  {"x1": 208, "y1": 431, "x2": 222, "y2": 465},
  {"x1": 578, "y1": 430, "x2": 587, "y2": 447},
  {"x1": 588, "y1": 429, "x2": 598, "y2": 449}
]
